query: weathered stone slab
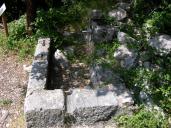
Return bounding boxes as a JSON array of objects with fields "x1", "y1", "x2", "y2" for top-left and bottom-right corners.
[
  {"x1": 26, "y1": 38, "x2": 50, "y2": 94},
  {"x1": 54, "y1": 49, "x2": 69, "y2": 69},
  {"x1": 92, "y1": 26, "x2": 116, "y2": 43},
  {"x1": 67, "y1": 89, "x2": 118, "y2": 124},
  {"x1": 90, "y1": 64, "x2": 134, "y2": 109},
  {"x1": 149, "y1": 34, "x2": 171, "y2": 54},
  {"x1": 25, "y1": 89, "x2": 65, "y2": 128},
  {"x1": 90, "y1": 64, "x2": 123, "y2": 88},
  {"x1": 117, "y1": 32, "x2": 136, "y2": 44},
  {"x1": 24, "y1": 38, "x2": 65, "y2": 128},
  {"x1": 114, "y1": 45, "x2": 137, "y2": 69},
  {"x1": 108, "y1": 8, "x2": 127, "y2": 21},
  {"x1": 70, "y1": 120, "x2": 118, "y2": 128},
  {"x1": 26, "y1": 61, "x2": 48, "y2": 94},
  {"x1": 34, "y1": 38, "x2": 50, "y2": 61}
]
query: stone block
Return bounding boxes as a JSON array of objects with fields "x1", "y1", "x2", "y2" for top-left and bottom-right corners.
[
  {"x1": 26, "y1": 38, "x2": 50, "y2": 94},
  {"x1": 149, "y1": 34, "x2": 171, "y2": 54},
  {"x1": 25, "y1": 89, "x2": 65, "y2": 128},
  {"x1": 54, "y1": 49, "x2": 69, "y2": 69},
  {"x1": 114, "y1": 45, "x2": 137, "y2": 69},
  {"x1": 34, "y1": 38, "x2": 50, "y2": 61},
  {"x1": 108, "y1": 8, "x2": 127, "y2": 21},
  {"x1": 117, "y1": 32, "x2": 136, "y2": 45},
  {"x1": 67, "y1": 89, "x2": 118, "y2": 124}
]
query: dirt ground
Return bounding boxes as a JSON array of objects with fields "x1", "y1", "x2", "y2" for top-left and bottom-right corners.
[{"x1": 0, "y1": 53, "x2": 31, "y2": 128}]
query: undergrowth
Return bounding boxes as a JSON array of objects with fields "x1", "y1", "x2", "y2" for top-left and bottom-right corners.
[{"x1": 115, "y1": 107, "x2": 169, "y2": 128}]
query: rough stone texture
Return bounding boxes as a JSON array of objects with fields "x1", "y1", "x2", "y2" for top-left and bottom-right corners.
[
  {"x1": 26, "y1": 38, "x2": 50, "y2": 95},
  {"x1": 25, "y1": 38, "x2": 65, "y2": 128},
  {"x1": 26, "y1": 61, "x2": 48, "y2": 94},
  {"x1": 25, "y1": 89, "x2": 65, "y2": 128},
  {"x1": 34, "y1": 38, "x2": 50, "y2": 61},
  {"x1": 114, "y1": 45, "x2": 137, "y2": 69},
  {"x1": 149, "y1": 34, "x2": 171, "y2": 54},
  {"x1": 67, "y1": 64, "x2": 134, "y2": 124},
  {"x1": 54, "y1": 49, "x2": 69, "y2": 69},
  {"x1": 67, "y1": 89, "x2": 118, "y2": 124},
  {"x1": 90, "y1": 64, "x2": 123, "y2": 88},
  {"x1": 90, "y1": 64, "x2": 134, "y2": 108},
  {"x1": 71, "y1": 120, "x2": 118, "y2": 128},
  {"x1": 117, "y1": 32, "x2": 136, "y2": 44},
  {"x1": 92, "y1": 26, "x2": 116, "y2": 43},
  {"x1": 108, "y1": 8, "x2": 127, "y2": 21}
]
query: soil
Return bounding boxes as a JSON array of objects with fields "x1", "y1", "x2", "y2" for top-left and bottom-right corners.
[
  {"x1": 0, "y1": 53, "x2": 31, "y2": 128},
  {"x1": 62, "y1": 61, "x2": 91, "y2": 89}
]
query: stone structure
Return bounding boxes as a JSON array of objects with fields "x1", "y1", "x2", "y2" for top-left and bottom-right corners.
[
  {"x1": 108, "y1": 7, "x2": 127, "y2": 21},
  {"x1": 114, "y1": 45, "x2": 137, "y2": 69},
  {"x1": 149, "y1": 34, "x2": 171, "y2": 54},
  {"x1": 89, "y1": 10, "x2": 117, "y2": 43},
  {"x1": 24, "y1": 38, "x2": 134, "y2": 127},
  {"x1": 67, "y1": 89, "x2": 118, "y2": 124},
  {"x1": 117, "y1": 32, "x2": 137, "y2": 44},
  {"x1": 24, "y1": 38, "x2": 65, "y2": 128}
]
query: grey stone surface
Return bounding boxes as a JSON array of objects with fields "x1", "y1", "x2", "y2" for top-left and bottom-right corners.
[
  {"x1": 117, "y1": 32, "x2": 136, "y2": 44},
  {"x1": 114, "y1": 45, "x2": 137, "y2": 69},
  {"x1": 92, "y1": 26, "x2": 116, "y2": 43},
  {"x1": 26, "y1": 61, "x2": 48, "y2": 94},
  {"x1": 54, "y1": 49, "x2": 69, "y2": 69},
  {"x1": 26, "y1": 38, "x2": 50, "y2": 94},
  {"x1": 108, "y1": 8, "x2": 127, "y2": 21},
  {"x1": 90, "y1": 64, "x2": 123, "y2": 88},
  {"x1": 25, "y1": 89, "x2": 65, "y2": 128},
  {"x1": 68, "y1": 65, "x2": 134, "y2": 124},
  {"x1": 90, "y1": 64, "x2": 134, "y2": 108},
  {"x1": 70, "y1": 120, "x2": 118, "y2": 128},
  {"x1": 67, "y1": 89, "x2": 118, "y2": 124},
  {"x1": 149, "y1": 34, "x2": 171, "y2": 54},
  {"x1": 25, "y1": 38, "x2": 65, "y2": 128},
  {"x1": 34, "y1": 38, "x2": 50, "y2": 61}
]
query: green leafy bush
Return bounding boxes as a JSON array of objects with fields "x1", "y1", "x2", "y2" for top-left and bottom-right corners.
[
  {"x1": 116, "y1": 107, "x2": 169, "y2": 128},
  {"x1": 144, "y1": 8, "x2": 171, "y2": 35},
  {"x1": 121, "y1": 62, "x2": 171, "y2": 113},
  {"x1": 0, "y1": 15, "x2": 36, "y2": 58}
]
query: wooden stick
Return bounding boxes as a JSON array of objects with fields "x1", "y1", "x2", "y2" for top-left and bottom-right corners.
[{"x1": 1, "y1": 14, "x2": 8, "y2": 37}]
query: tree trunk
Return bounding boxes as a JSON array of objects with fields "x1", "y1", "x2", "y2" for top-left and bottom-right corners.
[{"x1": 26, "y1": 0, "x2": 36, "y2": 35}]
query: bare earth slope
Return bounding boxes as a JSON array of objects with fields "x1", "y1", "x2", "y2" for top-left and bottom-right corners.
[{"x1": 0, "y1": 54, "x2": 30, "y2": 128}]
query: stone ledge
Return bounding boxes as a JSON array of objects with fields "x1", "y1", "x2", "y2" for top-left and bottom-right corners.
[
  {"x1": 24, "y1": 89, "x2": 65, "y2": 128},
  {"x1": 67, "y1": 89, "x2": 118, "y2": 124},
  {"x1": 24, "y1": 38, "x2": 66, "y2": 128},
  {"x1": 26, "y1": 38, "x2": 50, "y2": 95},
  {"x1": 34, "y1": 38, "x2": 50, "y2": 61}
]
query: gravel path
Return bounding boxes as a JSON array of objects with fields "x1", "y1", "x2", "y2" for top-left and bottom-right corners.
[{"x1": 0, "y1": 54, "x2": 31, "y2": 128}]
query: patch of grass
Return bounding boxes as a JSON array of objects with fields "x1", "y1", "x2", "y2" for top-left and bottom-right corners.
[
  {"x1": 115, "y1": 107, "x2": 169, "y2": 128},
  {"x1": 0, "y1": 15, "x2": 36, "y2": 59},
  {"x1": 0, "y1": 99, "x2": 13, "y2": 107}
]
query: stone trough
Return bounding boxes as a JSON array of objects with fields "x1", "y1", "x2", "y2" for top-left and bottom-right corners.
[{"x1": 24, "y1": 38, "x2": 134, "y2": 128}]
